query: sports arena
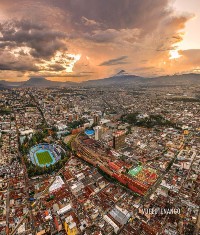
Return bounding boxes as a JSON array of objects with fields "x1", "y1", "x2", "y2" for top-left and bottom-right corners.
[{"x1": 29, "y1": 143, "x2": 65, "y2": 167}]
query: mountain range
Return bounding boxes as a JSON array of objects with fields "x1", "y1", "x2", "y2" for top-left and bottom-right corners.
[{"x1": 0, "y1": 71, "x2": 199, "y2": 88}]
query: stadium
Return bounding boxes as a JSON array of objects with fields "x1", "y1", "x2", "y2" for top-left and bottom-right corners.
[{"x1": 29, "y1": 143, "x2": 65, "y2": 167}]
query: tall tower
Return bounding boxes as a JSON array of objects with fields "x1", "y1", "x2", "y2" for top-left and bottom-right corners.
[
  {"x1": 68, "y1": 114, "x2": 73, "y2": 122},
  {"x1": 113, "y1": 131, "x2": 126, "y2": 150},
  {"x1": 93, "y1": 114, "x2": 99, "y2": 125},
  {"x1": 94, "y1": 126, "x2": 102, "y2": 141}
]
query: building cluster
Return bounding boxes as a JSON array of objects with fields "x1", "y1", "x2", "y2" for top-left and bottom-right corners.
[
  {"x1": 0, "y1": 84, "x2": 199, "y2": 235},
  {"x1": 0, "y1": 159, "x2": 31, "y2": 234},
  {"x1": 138, "y1": 146, "x2": 200, "y2": 235},
  {"x1": 0, "y1": 113, "x2": 18, "y2": 166},
  {"x1": 30, "y1": 157, "x2": 139, "y2": 235}
]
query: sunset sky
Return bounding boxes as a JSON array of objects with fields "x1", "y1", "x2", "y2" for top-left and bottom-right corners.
[{"x1": 0, "y1": 0, "x2": 200, "y2": 82}]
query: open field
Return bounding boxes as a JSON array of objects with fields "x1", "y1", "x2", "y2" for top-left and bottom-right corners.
[{"x1": 36, "y1": 151, "x2": 53, "y2": 165}]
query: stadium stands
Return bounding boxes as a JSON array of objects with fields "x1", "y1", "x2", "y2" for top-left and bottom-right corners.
[{"x1": 29, "y1": 143, "x2": 65, "y2": 167}]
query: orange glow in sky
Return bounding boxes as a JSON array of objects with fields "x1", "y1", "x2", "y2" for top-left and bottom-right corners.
[{"x1": 0, "y1": 0, "x2": 199, "y2": 81}]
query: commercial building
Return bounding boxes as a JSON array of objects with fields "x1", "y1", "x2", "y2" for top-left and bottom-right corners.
[
  {"x1": 49, "y1": 176, "x2": 65, "y2": 193},
  {"x1": 57, "y1": 204, "x2": 72, "y2": 215},
  {"x1": 94, "y1": 126, "x2": 102, "y2": 141},
  {"x1": 113, "y1": 131, "x2": 126, "y2": 150},
  {"x1": 93, "y1": 114, "x2": 100, "y2": 125},
  {"x1": 103, "y1": 215, "x2": 119, "y2": 234}
]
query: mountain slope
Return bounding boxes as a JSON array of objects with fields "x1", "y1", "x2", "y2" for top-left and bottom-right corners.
[
  {"x1": 84, "y1": 70, "x2": 144, "y2": 86},
  {"x1": 0, "y1": 73, "x2": 199, "y2": 88},
  {"x1": 0, "y1": 77, "x2": 77, "y2": 88},
  {"x1": 84, "y1": 72, "x2": 200, "y2": 87}
]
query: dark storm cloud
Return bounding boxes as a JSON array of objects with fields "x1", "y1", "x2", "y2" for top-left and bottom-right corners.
[
  {"x1": 0, "y1": 0, "x2": 174, "y2": 34},
  {"x1": 0, "y1": 20, "x2": 67, "y2": 58},
  {"x1": 47, "y1": 0, "x2": 170, "y2": 31},
  {"x1": 38, "y1": 73, "x2": 90, "y2": 78},
  {"x1": 0, "y1": 62, "x2": 39, "y2": 72},
  {"x1": 0, "y1": 0, "x2": 196, "y2": 80},
  {"x1": 0, "y1": 41, "x2": 14, "y2": 48},
  {"x1": 99, "y1": 56, "x2": 129, "y2": 66},
  {"x1": 84, "y1": 29, "x2": 118, "y2": 43},
  {"x1": 48, "y1": 64, "x2": 66, "y2": 72}
]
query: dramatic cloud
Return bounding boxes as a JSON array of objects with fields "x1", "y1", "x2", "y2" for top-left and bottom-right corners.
[
  {"x1": 0, "y1": 49, "x2": 39, "y2": 72},
  {"x1": 0, "y1": 20, "x2": 67, "y2": 58},
  {"x1": 0, "y1": 0, "x2": 198, "y2": 81},
  {"x1": 99, "y1": 56, "x2": 129, "y2": 66}
]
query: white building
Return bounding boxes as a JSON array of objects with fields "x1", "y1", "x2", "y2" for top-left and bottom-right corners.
[
  {"x1": 57, "y1": 204, "x2": 72, "y2": 215},
  {"x1": 103, "y1": 215, "x2": 119, "y2": 234},
  {"x1": 49, "y1": 176, "x2": 65, "y2": 193},
  {"x1": 71, "y1": 182, "x2": 84, "y2": 194},
  {"x1": 94, "y1": 126, "x2": 102, "y2": 141}
]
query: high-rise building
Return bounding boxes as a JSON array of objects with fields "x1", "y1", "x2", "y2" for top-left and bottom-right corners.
[
  {"x1": 93, "y1": 114, "x2": 100, "y2": 125},
  {"x1": 68, "y1": 100, "x2": 73, "y2": 108},
  {"x1": 113, "y1": 131, "x2": 126, "y2": 150},
  {"x1": 74, "y1": 113, "x2": 79, "y2": 120},
  {"x1": 74, "y1": 106, "x2": 79, "y2": 112},
  {"x1": 94, "y1": 126, "x2": 102, "y2": 141},
  {"x1": 68, "y1": 114, "x2": 73, "y2": 122}
]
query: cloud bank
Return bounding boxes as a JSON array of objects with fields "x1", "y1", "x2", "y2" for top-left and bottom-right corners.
[{"x1": 0, "y1": 0, "x2": 198, "y2": 81}]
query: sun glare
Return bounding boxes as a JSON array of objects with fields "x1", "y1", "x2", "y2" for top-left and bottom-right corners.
[
  {"x1": 36, "y1": 52, "x2": 81, "y2": 73},
  {"x1": 169, "y1": 50, "x2": 182, "y2": 60},
  {"x1": 65, "y1": 53, "x2": 81, "y2": 73}
]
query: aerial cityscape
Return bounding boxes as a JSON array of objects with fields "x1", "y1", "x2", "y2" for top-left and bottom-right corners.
[{"x1": 0, "y1": 1, "x2": 200, "y2": 235}]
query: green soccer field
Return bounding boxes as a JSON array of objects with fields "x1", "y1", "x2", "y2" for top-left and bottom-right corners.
[
  {"x1": 128, "y1": 166, "x2": 143, "y2": 177},
  {"x1": 36, "y1": 151, "x2": 53, "y2": 165}
]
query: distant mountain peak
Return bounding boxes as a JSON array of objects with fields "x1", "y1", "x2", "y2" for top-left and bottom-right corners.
[
  {"x1": 115, "y1": 70, "x2": 129, "y2": 76},
  {"x1": 23, "y1": 77, "x2": 55, "y2": 87},
  {"x1": 0, "y1": 73, "x2": 199, "y2": 88},
  {"x1": 28, "y1": 77, "x2": 46, "y2": 82},
  {"x1": 117, "y1": 69, "x2": 126, "y2": 74}
]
